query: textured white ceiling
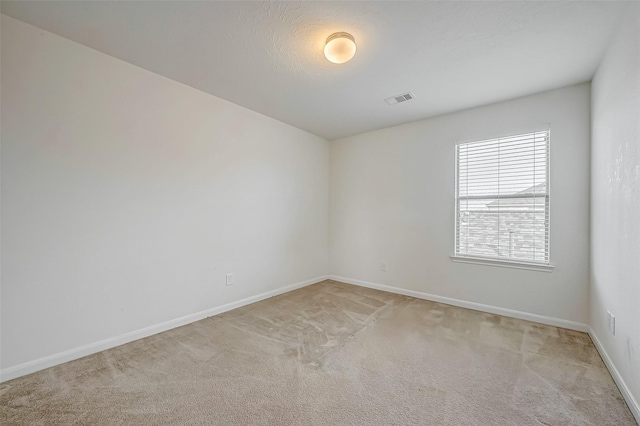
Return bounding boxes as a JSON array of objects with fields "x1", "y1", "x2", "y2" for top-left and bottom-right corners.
[{"x1": 1, "y1": 1, "x2": 628, "y2": 140}]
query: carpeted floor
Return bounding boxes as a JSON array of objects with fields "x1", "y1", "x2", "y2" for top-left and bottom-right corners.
[{"x1": 1, "y1": 280, "x2": 636, "y2": 425}]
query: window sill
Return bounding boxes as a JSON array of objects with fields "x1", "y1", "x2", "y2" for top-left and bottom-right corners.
[{"x1": 450, "y1": 255, "x2": 554, "y2": 272}]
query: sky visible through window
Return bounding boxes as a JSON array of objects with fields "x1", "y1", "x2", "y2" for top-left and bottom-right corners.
[{"x1": 457, "y1": 131, "x2": 548, "y2": 203}]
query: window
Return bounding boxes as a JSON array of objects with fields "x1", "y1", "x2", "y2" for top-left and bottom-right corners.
[{"x1": 453, "y1": 130, "x2": 551, "y2": 269}]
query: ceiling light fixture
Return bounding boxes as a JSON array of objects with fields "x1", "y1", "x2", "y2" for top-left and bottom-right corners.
[{"x1": 324, "y1": 32, "x2": 356, "y2": 64}]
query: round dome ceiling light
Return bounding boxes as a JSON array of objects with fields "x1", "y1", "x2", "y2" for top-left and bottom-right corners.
[{"x1": 324, "y1": 32, "x2": 356, "y2": 64}]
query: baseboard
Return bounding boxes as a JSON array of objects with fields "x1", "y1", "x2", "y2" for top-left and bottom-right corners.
[
  {"x1": 588, "y1": 327, "x2": 640, "y2": 424},
  {"x1": 0, "y1": 275, "x2": 329, "y2": 383},
  {"x1": 328, "y1": 275, "x2": 589, "y2": 332}
]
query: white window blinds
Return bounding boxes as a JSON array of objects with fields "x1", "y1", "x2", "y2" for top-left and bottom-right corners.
[{"x1": 455, "y1": 130, "x2": 550, "y2": 264}]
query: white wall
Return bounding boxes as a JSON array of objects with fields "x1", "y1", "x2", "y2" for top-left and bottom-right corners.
[
  {"x1": 330, "y1": 83, "x2": 591, "y2": 324},
  {"x1": 590, "y1": 3, "x2": 640, "y2": 417},
  {"x1": 1, "y1": 15, "x2": 329, "y2": 375}
]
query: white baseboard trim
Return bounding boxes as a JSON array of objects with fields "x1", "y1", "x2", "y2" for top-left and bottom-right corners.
[
  {"x1": 0, "y1": 275, "x2": 329, "y2": 383},
  {"x1": 588, "y1": 327, "x2": 640, "y2": 424},
  {"x1": 328, "y1": 275, "x2": 589, "y2": 333}
]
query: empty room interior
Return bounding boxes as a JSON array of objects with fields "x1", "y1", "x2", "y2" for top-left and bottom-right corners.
[{"x1": 1, "y1": 1, "x2": 639, "y2": 424}]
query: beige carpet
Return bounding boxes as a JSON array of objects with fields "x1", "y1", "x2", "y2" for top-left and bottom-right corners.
[{"x1": 1, "y1": 280, "x2": 636, "y2": 425}]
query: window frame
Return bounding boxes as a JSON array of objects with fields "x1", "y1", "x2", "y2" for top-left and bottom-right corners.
[{"x1": 451, "y1": 129, "x2": 554, "y2": 272}]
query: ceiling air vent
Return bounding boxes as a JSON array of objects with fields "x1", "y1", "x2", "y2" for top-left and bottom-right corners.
[{"x1": 384, "y1": 92, "x2": 415, "y2": 105}]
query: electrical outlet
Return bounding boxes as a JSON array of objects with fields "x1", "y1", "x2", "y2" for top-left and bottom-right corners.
[
  {"x1": 226, "y1": 273, "x2": 234, "y2": 286},
  {"x1": 381, "y1": 262, "x2": 387, "y2": 272},
  {"x1": 611, "y1": 315, "x2": 615, "y2": 335},
  {"x1": 607, "y1": 311, "x2": 615, "y2": 335}
]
